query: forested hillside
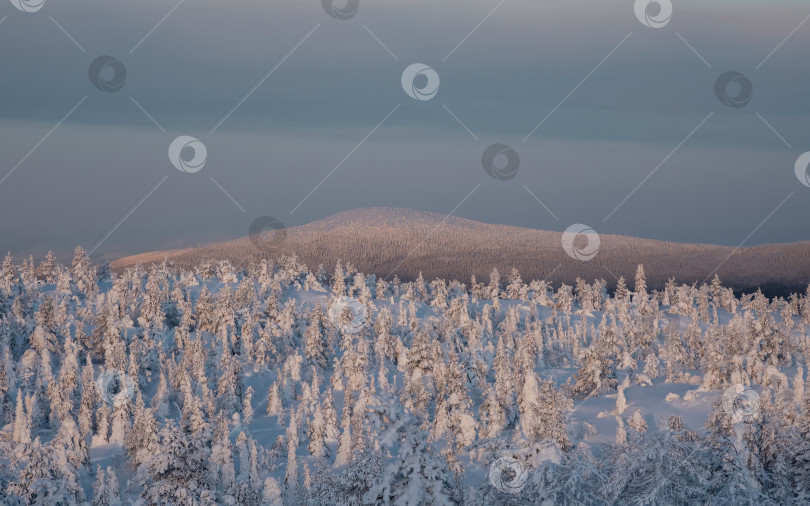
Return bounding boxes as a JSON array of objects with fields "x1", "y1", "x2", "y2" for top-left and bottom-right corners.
[
  {"x1": 112, "y1": 208, "x2": 810, "y2": 298},
  {"x1": 1, "y1": 248, "x2": 810, "y2": 504}
]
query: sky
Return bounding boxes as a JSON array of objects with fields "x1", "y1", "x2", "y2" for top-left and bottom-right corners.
[{"x1": 0, "y1": 0, "x2": 809, "y2": 261}]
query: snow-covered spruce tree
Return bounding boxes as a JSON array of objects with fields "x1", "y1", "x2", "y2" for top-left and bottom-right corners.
[
  {"x1": 633, "y1": 264, "x2": 648, "y2": 302},
  {"x1": 478, "y1": 386, "x2": 506, "y2": 440},
  {"x1": 266, "y1": 380, "x2": 283, "y2": 417},
  {"x1": 7, "y1": 436, "x2": 86, "y2": 504},
  {"x1": 517, "y1": 372, "x2": 572, "y2": 450},
  {"x1": 365, "y1": 424, "x2": 455, "y2": 506},
  {"x1": 795, "y1": 388, "x2": 810, "y2": 500},
  {"x1": 506, "y1": 268, "x2": 526, "y2": 300},
  {"x1": 243, "y1": 385, "x2": 255, "y2": 425},
  {"x1": 571, "y1": 314, "x2": 620, "y2": 398},
  {"x1": 138, "y1": 418, "x2": 214, "y2": 505},
  {"x1": 71, "y1": 246, "x2": 97, "y2": 298},
  {"x1": 285, "y1": 408, "x2": 300, "y2": 492},
  {"x1": 305, "y1": 303, "x2": 329, "y2": 371},
  {"x1": 492, "y1": 335, "x2": 516, "y2": 426},
  {"x1": 307, "y1": 402, "x2": 329, "y2": 459},
  {"x1": 92, "y1": 465, "x2": 121, "y2": 506},
  {"x1": 332, "y1": 260, "x2": 346, "y2": 296},
  {"x1": 601, "y1": 429, "x2": 710, "y2": 504},
  {"x1": 127, "y1": 390, "x2": 159, "y2": 468},
  {"x1": 208, "y1": 414, "x2": 236, "y2": 495}
]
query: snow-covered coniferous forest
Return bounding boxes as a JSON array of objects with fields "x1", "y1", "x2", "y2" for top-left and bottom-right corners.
[{"x1": 1, "y1": 247, "x2": 810, "y2": 505}]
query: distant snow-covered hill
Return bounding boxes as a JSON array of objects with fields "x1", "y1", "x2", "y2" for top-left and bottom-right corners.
[{"x1": 113, "y1": 208, "x2": 810, "y2": 297}]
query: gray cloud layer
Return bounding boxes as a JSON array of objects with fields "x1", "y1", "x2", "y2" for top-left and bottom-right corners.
[{"x1": 0, "y1": 0, "x2": 808, "y2": 260}]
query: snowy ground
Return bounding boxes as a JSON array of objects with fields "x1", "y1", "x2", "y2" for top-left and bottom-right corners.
[{"x1": 1, "y1": 255, "x2": 808, "y2": 504}]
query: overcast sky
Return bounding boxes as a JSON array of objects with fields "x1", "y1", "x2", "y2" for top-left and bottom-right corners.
[{"x1": 0, "y1": 0, "x2": 809, "y2": 261}]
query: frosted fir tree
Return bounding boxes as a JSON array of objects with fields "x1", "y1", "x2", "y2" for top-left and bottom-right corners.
[
  {"x1": 506, "y1": 268, "x2": 525, "y2": 300},
  {"x1": 304, "y1": 304, "x2": 329, "y2": 370},
  {"x1": 150, "y1": 368, "x2": 170, "y2": 419},
  {"x1": 323, "y1": 388, "x2": 340, "y2": 442},
  {"x1": 492, "y1": 336, "x2": 516, "y2": 423},
  {"x1": 96, "y1": 402, "x2": 112, "y2": 443},
  {"x1": 285, "y1": 409, "x2": 300, "y2": 494},
  {"x1": 365, "y1": 424, "x2": 455, "y2": 506},
  {"x1": 92, "y1": 466, "x2": 107, "y2": 506},
  {"x1": 19, "y1": 255, "x2": 37, "y2": 290},
  {"x1": 138, "y1": 419, "x2": 213, "y2": 505},
  {"x1": 792, "y1": 366, "x2": 805, "y2": 408},
  {"x1": 78, "y1": 356, "x2": 97, "y2": 438},
  {"x1": 664, "y1": 327, "x2": 687, "y2": 382},
  {"x1": 13, "y1": 391, "x2": 31, "y2": 444},
  {"x1": 8, "y1": 436, "x2": 84, "y2": 505},
  {"x1": 478, "y1": 386, "x2": 506, "y2": 440},
  {"x1": 642, "y1": 351, "x2": 662, "y2": 381},
  {"x1": 307, "y1": 403, "x2": 329, "y2": 459},
  {"x1": 414, "y1": 271, "x2": 429, "y2": 302},
  {"x1": 332, "y1": 260, "x2": 346, "y2": 296},
  {"x1": 602, "y1": 430, "x2": 709, "y2": 505},
  {"x1": 633, "y1": 264, "x2": 648, "y2": 300},
  {"x1": 71, "y1": 246, "x2": 97, "y2": 297},
  {"x1": 373, "y1": 307, "x2": 396, "y2": 362},
  {"x1": 265, "y1": 380, "x2": 282, "y2": 418},
  {"x1": 575, "y1": 277, "x2": 595, "y2": 312},
  {"x1": 208, "y1": 415, "x2": 236, "y2": 494},
  {"x1": 92, "y1": 465, "x2": 121, "y2": 506},
  {"x1": 0, "y1": 252, "x2": 18, "y2": 298},
  {"x1": 376, "y1": 276, "x2": 390, "y2": 300},
  {"x1": 615, "y1": 378, "x2": 628, "y2": 415},
  {"x1": 615, "y1": 416, "x2": 627, "y2": 445},
  {"x1": 518, "y1": 373, "x2": 572, "y2": 450},
  {"x1": 337, "y1": 448, "x2": 385, "y2": 503},
  {"x1": 795, "y1": 389, "x2": 810, "y2": 499},
  {"x1": 429, "y1": 278, "x2": 448, "y2": 309},
  {"x1": 335, "y1": 391, "x2": 354, "y2": 468},
  {"x1": 127, "y1": 391, "x2": 159, "y2": 468},
  {"x1": 627, "y1": 409, "x2": 647, "y2": 433},
  {"x1": 39, "y1": 251, "x2": 57, "y2": 284},
  {"x1": 194, "y1": 285, "x2": 215, "y2": 334},
  {"x1": 242, "y1": 385, "x2": 255, "y2": 425},
  {"x1": 138, "y1": 270, "x2": 166, "y2": 333},
  {"x1": 108, "y1": 396, "x2": 131, "y2": 446},
  {"x1": 260, "y1": 476, "x2": 283, "y2": 506},
  {"x1": 0, "y1": 363, "x2": 10, "y2": 426},
  {"x1": 49, "y1": 417, "x2": 89, "y2": 504},
  {"x1": 754, "y1": 393, "x2": 794, "y2": 503},
  {"x1": 571, "y1": 316, "x2": 621, "y2": 398}
]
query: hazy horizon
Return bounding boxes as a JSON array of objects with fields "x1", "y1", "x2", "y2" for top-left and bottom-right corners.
[{"x1": 1, "y1": 0, "x2": 809, "y2": 261}]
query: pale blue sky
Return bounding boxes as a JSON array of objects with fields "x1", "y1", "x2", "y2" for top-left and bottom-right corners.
[{"x1": 0, "y1": 0, "x2": 808, "y2": 260}]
